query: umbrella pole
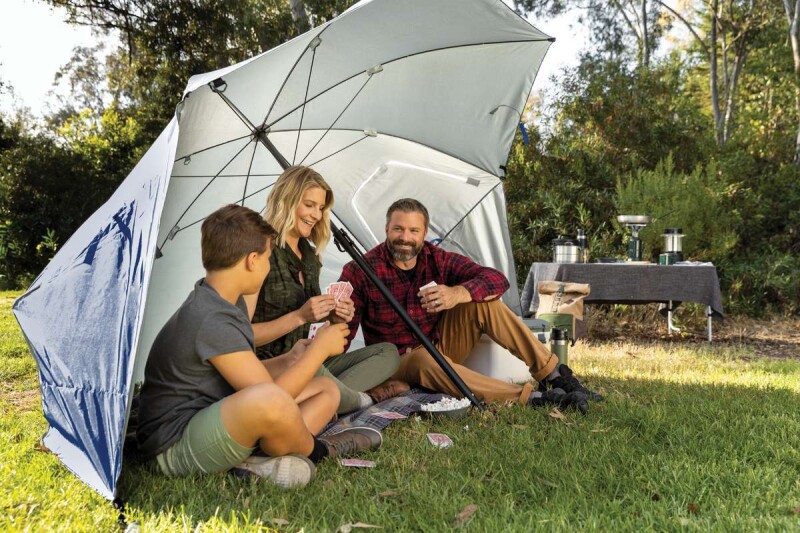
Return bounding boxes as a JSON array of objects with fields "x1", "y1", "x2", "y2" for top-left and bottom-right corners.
[
  {"x1": 330, "y1": 227, "x2": 485, "y2": 410},
  {"x1": 262, "y1": 138, "x2": 485, "y2": 410}
]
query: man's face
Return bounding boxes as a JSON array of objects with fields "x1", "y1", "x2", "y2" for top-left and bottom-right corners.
[{"x1": 385, "y1": 210, "x2": 427, "y2": 265}]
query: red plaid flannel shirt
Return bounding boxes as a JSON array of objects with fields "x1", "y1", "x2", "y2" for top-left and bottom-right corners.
[{"x1": 339, "y1": 241, "x2": 509, "y2": 353}]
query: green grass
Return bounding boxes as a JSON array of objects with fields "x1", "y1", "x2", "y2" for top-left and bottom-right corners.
[{"x1": 1, "y1": 289, "x2": 799, "y2": 531}]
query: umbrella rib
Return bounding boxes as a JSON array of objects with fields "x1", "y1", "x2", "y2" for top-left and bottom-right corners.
[
  {"x1": 172, "y1": 173, "x2": 281, "y2": 179},
  {"x1": 174, "y1": 134, "x2": 253, "y2": 163},
  {"x1": 265, "y1": 38, "x2": 549, "y2": 131},
  {"x1": 305, "y1": 135, "x2": 368, "y2": 168},
  {"x1": 439, "y1": 182, "x2": 502, "y2": 243},
  {"x1": 214, "y1": 89, "x2": 258, "y2": 133},
  {"x1": 293, "y1": 45, "x2": 317, "y2": 165},
  {"x1": 242, "y1": 141, "x2": 259, "y2": 205},
  {"x1": 298, "y1": 75, "x2": 372, "y2": 166},
  {"x1": 163, "y1": 180, "x2": 279, "y2": 237},
  {"x1": 159, "y1": 139, "x2": 255, "y2": 250},
  {"x1": 260, "y1": 25, "x2": 332, "y2": 129}
]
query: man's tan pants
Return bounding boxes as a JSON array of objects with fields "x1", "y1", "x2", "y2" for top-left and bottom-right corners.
[{"x1": 391, "y1": 299, "x2": 559, "y2": 405}]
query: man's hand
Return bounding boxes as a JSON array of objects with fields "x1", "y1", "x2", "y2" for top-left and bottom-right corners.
[
  {"x1": 298, "y1": 294, "x2": 337, "y2": 323},
  {"x1": 309, "y1": 321, "x2": 348, "y2": 358},
  {"x1": 329, "y1": 295, "x2": 355, "y2": 324},
  {"x1": 418, "y1": 284, "x2": 471, "y2": 313}
]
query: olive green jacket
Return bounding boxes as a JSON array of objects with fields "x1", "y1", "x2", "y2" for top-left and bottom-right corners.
[{"x1": 253, "y1": 238, "x2": 322, "y2": 359}]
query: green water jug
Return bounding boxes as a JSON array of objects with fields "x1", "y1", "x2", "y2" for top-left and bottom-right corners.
[{"x1": 537, "y1": 313, "x2": 574, "y2": 341}]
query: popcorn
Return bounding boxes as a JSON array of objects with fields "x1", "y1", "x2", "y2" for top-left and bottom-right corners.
[{"x1": 420, "y1": 396, "x2": 470, "y2": 412}]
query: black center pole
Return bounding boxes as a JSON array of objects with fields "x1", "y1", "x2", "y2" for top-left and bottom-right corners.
[{"x1": 261, "y1": 136, "x2": 484, "y2": 410}]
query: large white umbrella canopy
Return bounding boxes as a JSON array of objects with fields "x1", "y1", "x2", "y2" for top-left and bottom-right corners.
[
  {"x1": 143, "y1": 0, "x2": 552, "y2": 366},
  {"x1": 14, "y1": 0, "x2": 552, "y2": 499}
]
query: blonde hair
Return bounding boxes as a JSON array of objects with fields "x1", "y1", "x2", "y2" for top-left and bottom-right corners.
[{"x1": 264, "y1": 166, "x2": 333, "y2": 255}]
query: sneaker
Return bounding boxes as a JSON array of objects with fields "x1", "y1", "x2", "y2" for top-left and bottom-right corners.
[
  {"x1": 231, "y1": 454, "x2": 315, "y2": 488},
  {"x1": 546, "y1": 364, "x2": 604, "y2": 401},
  {"x1": 528, "y1": 387, "x2": 589, "y2": 414},
  {"x1": 319, "y1": 427, "x2": 383, "y2": 458}
]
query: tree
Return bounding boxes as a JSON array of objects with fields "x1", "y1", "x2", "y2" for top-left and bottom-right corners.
[
  {"x1": 658, "y1": 0, "x2": 774, "y2": 146},
  {"x1": 513, "y1": 0, "x2": 669, "y2": 70},
  {"x1": 782, "y1": 0, "x2": 800, "y2": 165}
]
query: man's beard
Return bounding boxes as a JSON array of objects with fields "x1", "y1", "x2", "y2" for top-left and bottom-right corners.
[{"x1": 387, "y1": 238, "x2": 423, "y2": 263}]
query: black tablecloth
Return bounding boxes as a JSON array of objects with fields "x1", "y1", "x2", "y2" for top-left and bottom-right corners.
[{"x1": 520, "y1": 263, "x2": 724, "y2": 319}]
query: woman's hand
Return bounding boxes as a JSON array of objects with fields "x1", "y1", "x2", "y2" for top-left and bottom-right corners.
[
  {"x1": 330, "y1": 296, "x2": 355, "y2": 323},
  {"x1": 298, "y1": 294, "x2": 337, "y2": 323}
]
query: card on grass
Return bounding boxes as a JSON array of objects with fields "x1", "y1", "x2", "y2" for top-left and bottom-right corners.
[
  {"x1": 340, "y1": 458, "x2": 376, "y2": 468},
  {"x1": 427, "y1": 433, "x2": 453, "y2": 448},
  {"x1": 372, "y1": 410, "x2": 408, "y2": 420}
]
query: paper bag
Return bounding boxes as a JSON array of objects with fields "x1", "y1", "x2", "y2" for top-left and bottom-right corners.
[{"x1": 536, "y1": 281, "x2": 591, "y2": 320}]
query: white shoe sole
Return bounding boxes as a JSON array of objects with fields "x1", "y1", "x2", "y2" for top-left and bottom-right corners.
[{"x1": 233, "y1": 454, "x2": 315, "y2": 488}]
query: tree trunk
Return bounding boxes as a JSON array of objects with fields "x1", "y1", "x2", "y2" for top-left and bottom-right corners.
[
  {"x1": 783, "y1": 0, "x2": 800, "y2": 165},
  {"x1": 287, "y1": 0, "x2": 309, "y2": 35},
  {"x1": 641, "y1": 0, "x2": 649, "y2": 69},
  {"x1": 710, "y1": 0, "x2": 724, "y2": 145}
]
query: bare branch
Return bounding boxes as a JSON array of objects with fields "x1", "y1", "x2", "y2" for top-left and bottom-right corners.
[{"x1": 656, "y1": 1, "x2": 710, "y2": 58}]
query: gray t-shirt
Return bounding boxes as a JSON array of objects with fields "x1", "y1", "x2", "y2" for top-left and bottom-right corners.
[{"x1": 137, "y1": 279, "x2": 254, "y2": 458}]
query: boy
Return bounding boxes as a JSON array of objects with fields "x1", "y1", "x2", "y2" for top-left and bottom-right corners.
[{"x1": 137, "y1": 204, "x2": 381, "y2": 488}]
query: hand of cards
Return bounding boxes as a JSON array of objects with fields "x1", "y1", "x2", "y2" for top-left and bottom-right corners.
[{"x1": 325, "y1": 281, "x2": 353, "y2": 302}]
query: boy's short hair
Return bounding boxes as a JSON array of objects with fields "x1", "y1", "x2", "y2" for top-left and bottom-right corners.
[
  {"x1": 201, "y1": 204, "x2": 278, "y2": 271},
  {"x1": 386, "y1": 198, "x2": 430, "y2": 229}
]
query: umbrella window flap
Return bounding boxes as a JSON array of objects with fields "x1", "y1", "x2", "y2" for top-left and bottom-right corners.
[{"x1": 348, "y1": 160, "x2": 496, "y2": 246}]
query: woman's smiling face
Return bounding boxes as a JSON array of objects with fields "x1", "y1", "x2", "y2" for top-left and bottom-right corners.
[{"x1": 290, "y1": 186, "x2": 327, "y2": 239}]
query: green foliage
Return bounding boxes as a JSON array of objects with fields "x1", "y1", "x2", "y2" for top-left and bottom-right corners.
[
  {"x1": 505, "y1": 58, "x2": 712, "y2": 284},
  {"x1": 0, "y1": 110, "x2": 144, "y2": 288},
  {"x1": 615, "y1": 155, "x2": 740, "y2": 263},
  {"x1": 719, "y1": 250, "x2": 800, "y2": 317}
]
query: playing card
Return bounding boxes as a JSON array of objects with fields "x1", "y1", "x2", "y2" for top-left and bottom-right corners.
[
  {"x1": 373, "y1": 410, "x2": 408, "y2": 420},
  {"x1": 338, "y1": 281, "x2": 353, "y2": 301},
  {"x1": 419, "y1": 281, "x2": 438, "y2": 291},
  {"x1": 326, "y1": 282, "x2": 349, "y2": 302},
  {"x1": 307, "y1": 322, "x2": 324, "y2": 339},
  {"x1": 427, "y1": 433, "x2": 453, "y2": 448},
  {"x1": 340, "y1": 458, "x2": 376, "y2": 468}
]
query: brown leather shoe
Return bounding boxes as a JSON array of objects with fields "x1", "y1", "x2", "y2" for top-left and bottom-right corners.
[
  {"x1": 366, "y1": 379, "x2": 411, "y2": 403},
  {"x1": 319, "y1": 427, "x2": 383, "y2": 458}
]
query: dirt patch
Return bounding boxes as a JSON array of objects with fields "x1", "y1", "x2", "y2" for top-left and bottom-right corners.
[
  {"x1": 584, "y1": 306, "x2": 800, "y2": 360},
  {"x1": 0, "y1": 387, "x2": 41, "y2": 412}
]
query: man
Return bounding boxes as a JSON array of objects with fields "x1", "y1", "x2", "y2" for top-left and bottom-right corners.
[
  {"x1": 137, "y1": 204, "x2": 382, "y2": 489},
  {"x1": 339, "y1": 198, "x2": 602, "y2": 413}
]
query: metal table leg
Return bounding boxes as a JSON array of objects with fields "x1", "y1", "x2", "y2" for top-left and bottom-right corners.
[
  {"x1": 667, "y1": 300, "x2": 681, "y2": 335},
  {"x1": 707, "y1": 305, "x2": 713, "y2": 342}
]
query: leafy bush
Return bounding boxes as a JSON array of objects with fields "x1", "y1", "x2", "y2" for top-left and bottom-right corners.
[
  {"x1": 718, "y1": 250, "x2": 800, "y2": 316},
  {"x1": 615, "y1": 155, "x2": 740, "y2": 263}
]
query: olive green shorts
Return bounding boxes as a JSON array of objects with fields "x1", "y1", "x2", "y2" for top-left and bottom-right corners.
[{"x1": 156, "y1": 400, "x2": 255, "y2": 476}]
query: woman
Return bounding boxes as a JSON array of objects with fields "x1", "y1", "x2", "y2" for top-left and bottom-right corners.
[{"x1": 247, "y1": 166, "x2": 408, "y2": 414}]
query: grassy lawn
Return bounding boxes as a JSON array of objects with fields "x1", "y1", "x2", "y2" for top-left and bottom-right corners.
[{"x1": 1, "y1": 290, "x2": 799, "y2": 531}]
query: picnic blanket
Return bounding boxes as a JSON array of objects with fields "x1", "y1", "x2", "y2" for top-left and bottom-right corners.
[{"x1": 320, "y1": 389, "x2": 445, "y2": 437}]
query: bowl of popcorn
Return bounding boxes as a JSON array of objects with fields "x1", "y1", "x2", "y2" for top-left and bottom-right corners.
[{"x1": 419, "y1": 396, "x2": 471, "y2": 419}]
